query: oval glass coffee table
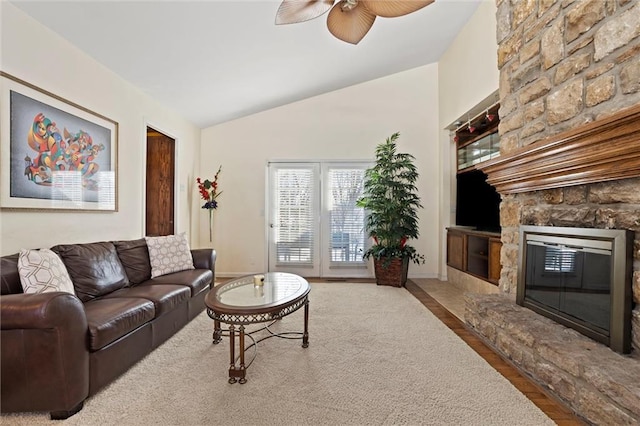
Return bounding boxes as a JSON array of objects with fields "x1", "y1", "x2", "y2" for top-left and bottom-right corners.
[{"x1": 205, "y1": 272, "x2": 310, "y2": 384}]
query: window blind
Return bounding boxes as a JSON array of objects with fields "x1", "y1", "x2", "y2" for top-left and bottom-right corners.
[
  {"x1": 328, "y1": 168, "x2": 367, "y2": 264},
  {"x1": 274, "y1": 168, "x2": 315, "y2": 264}
]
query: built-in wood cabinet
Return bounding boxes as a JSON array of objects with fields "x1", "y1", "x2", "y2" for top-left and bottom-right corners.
[
  {"x1": 488, "y1": 238, "x2": 502, "y2": 283},
  {"x1": 446, "y1": 230, "x2": 465, "y2": 271},
  {"x1": 447, "y1": 227, "x2": 502, "y2": 285}
]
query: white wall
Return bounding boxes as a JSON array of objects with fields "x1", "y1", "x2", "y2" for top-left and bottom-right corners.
[
  {"x1": 437, "y1": 0, "x2": 499, "y2": 279},
  {"x1": 201, "y1": 64, "x2": 440, "y2": 278},
  {"x1": 439, "y1": 0, "x2": 499, "y2": 128},
  {"x1": 0, "y1": 0, "x2": 499, "y2": 276},
  {"x1": 0, "y1": 3, "x2": 201, "y2": 255}
]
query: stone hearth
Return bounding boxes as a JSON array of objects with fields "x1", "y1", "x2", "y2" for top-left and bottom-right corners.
[
  {"x1": 465, "y1": 292, "x2": 640, "y2": 424},
  {"x1": 463, "y1": 0, "x2": 640, "y2": 424}
]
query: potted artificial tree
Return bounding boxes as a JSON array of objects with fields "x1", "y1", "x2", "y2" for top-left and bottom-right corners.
[{"x1": 357, "y1": 132, "x2": 425, "y2": 287}]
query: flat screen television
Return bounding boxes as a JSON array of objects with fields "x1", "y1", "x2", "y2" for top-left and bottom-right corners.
[{"x1": 456, "y1": 169, "x2": 501, "y2": 232}]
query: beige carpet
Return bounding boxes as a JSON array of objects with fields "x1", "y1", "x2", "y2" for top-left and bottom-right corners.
[{"x1": 2, "y1": 283, "x2": 553, "y2": 425}]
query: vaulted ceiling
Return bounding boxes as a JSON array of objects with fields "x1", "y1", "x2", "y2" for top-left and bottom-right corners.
[{"x1": 11, "y1": 0, "x2": 482, "y2": 127}]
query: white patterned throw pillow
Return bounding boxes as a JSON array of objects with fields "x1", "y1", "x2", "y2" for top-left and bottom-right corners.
[
  {"x1": 18, "y1": 248, "x2": 75, "y2": 295},
  {"x1": 145, "y1": 233, "x2": 195, "y2": 278}
]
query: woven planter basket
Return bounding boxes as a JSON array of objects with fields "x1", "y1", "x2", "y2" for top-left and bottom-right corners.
[{"x1": 373, "y1": 257, "x2": 409, "y2": 287}]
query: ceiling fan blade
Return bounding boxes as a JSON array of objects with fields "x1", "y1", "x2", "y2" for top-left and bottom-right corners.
[
  {"x1": 275, "y1": 0, "x2": 335, "y2": 25},
  {"x1": 327, "y1": 1, "x2": 376, "y2": 45},
  {"x1": 361, "y1": 0, "x2": 434, "y2": 18}
]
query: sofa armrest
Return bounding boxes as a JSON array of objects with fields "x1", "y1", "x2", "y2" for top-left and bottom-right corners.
[
  {"x1": 1, "y1": 292, "x2": 89, "y2": 415},
  {"x1": 1, "y1": 292, "x2": 86, "y2": 329},
  {"x1": 191, "y1": 248, "x2": 216, "y2": 277}
]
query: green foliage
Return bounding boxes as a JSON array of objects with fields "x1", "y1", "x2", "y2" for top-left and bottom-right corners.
[{"x1": 357, "y1": 132, "x2": 425, "y2": 265}]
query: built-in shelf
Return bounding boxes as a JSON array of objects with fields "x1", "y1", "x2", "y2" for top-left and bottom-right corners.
[
  {"x1": 458, "y1": 132, "x2": 500, "y2": 171},
  {"x1": 469, "y1": 253, "x2": 489, "y2": 259},
  {"x1": 447, "y1": 227, "x2": 501, "y2": 285}
]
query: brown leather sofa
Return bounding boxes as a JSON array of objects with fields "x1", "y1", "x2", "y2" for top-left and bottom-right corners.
[{"x1": 0, "y1": 238, "x2": 216, "y2": 419}]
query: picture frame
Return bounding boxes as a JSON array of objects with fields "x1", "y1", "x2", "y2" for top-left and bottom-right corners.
[{"x1": 0, "y1": 71, "x2": 118, "y2": 211}]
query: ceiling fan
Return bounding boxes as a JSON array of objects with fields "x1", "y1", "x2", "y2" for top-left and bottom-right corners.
[{"x1": 275, "y1": 0, "x2": 435, "y2": 45}]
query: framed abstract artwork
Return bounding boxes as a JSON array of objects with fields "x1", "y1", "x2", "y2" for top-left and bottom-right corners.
[{"x1": 0, "y1": 72, "x2": 118, "y2": 211}]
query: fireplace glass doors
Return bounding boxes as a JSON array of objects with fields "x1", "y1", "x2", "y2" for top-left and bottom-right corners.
[{"x1": 518, "y1": 226, "x2": 633, "y2": 353}]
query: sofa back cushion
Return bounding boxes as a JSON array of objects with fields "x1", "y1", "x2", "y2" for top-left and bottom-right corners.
[
  {"x1": 1, "y1": 254, "x2": 22, "y2": 295},
  {"x1": 145, "y1": 233, "x2": 194, "y2": 278},
  {"x1": 18, "y1": 248, "x2": 75, "y2": 295},
  {"x1": 52, "y1": 242, "x2": 129, "y2": 302},
  {"x1": 113, "y1": 238, "x2": 152, "y2": 285}
]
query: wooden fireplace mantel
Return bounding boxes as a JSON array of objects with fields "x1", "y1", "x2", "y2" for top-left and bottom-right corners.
[{"x1": 479, "y1": 103, "x2": 640, "y2": 194}]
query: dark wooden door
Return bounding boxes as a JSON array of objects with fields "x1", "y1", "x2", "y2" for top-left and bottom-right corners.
[{"x1": 146, "y1": 127, "x2": 175, "y2": 236}]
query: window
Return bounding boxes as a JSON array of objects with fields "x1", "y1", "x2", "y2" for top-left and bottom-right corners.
[
  {"x1": 327, "y1": 167, "x2": 367, "y2": 263},
  {"x1": 273, "y1": 167, "x2": 316, "y2": 264}
]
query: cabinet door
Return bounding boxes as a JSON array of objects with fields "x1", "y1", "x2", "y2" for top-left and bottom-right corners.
[
  {"x1": 467, "y1": 235, "x2": 489, "y2": 278},
  {"x1": 488, "y1": 238, "x2": 502, "y2": 284},
  {"x1": 447, "y1": 231, "x2": 465, "y2": 271}
]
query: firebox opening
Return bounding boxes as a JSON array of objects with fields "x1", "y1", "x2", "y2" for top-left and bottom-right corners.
[{"x1": 518, "y1": 226, "x2": 633, "y2": 354}]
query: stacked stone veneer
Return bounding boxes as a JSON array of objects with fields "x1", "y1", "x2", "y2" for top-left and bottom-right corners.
[
  {"x1": 494, "y1": 0, "x2": 640, "y2": 347},
  {"x1": 464, "y1": 0, "x2": 640, "y2": 424},
  {"x1": 465, "y1": 293, "x2": 640, "y2": 424}
]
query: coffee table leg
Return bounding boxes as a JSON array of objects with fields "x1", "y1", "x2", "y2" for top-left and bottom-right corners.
[
  {"x1": 238, "y1": 325, "x2": 247, "y2": 384},
  {"x1": 228, "y1": 325, "x2": 237, "y2": 384},
  {"x1": 212, "y1": 320, "x2": 222, "y2": 344},
  {"x1": 302, "y1": 299, "x2": 309, "y2": 348},
  {"x1": 226, "y1": 324, "x2": 247, "y2": 384}
]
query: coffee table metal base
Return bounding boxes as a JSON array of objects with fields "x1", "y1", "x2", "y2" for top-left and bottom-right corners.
[{"x1": 210, "y1": 299, "x2": 309, "y2": 384}]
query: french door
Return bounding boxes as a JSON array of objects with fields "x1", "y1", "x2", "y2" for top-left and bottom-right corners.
[{"x1": 267, "y1": 162, "x2": 372, "y2": 278}]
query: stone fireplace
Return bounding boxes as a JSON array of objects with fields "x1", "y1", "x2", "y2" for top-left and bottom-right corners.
[
  {"x1": 519, "y1": 225, "x2": 634, "y2": 353},
  {"x1": 463, "y1": 0, "x2": 640, "y2": 423}
]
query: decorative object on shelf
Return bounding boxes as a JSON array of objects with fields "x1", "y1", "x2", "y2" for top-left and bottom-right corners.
[
  {"x1": 275, "y1": 0, "x2": 434, "y2": 45},
  {"x1": 197, "y1": 165, "x2": 222, "y2": 242},
  {"x1": 357, "y1": 132, "x2": 424, "y2": 287},
  {"x1": 0, "y1": 72, "x2": 118, "y2": 211}
]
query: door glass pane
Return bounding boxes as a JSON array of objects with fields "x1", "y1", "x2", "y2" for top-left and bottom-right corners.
[
  {"x1": 327, "y1": 168, "x2": 367, "y2": 265},
  {"x1": 274, "y1": 168, "x2": 315, "y2": 265}
]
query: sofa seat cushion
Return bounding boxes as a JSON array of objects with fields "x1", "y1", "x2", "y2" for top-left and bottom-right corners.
[
  {"x1": 103, "y1": 285, "x2": 190, "y2": 316},
  {"x1": 84, "y1": 297, "x2": 155, "y2": 351},
  {"x1": 52, "y1": 242, "x2": 129, "y2": 302},
  {"x1": 143, "y1": 269, "x2": 212, "y2": 297}
]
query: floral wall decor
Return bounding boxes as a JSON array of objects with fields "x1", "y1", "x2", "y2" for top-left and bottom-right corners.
[{"x1": 197, "y1": 165, "x2": 222, "y2": 242}]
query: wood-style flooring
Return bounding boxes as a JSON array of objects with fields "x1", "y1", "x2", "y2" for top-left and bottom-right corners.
[{"x1": 405, "y1": 280, "x2": 586, "y2": 426}]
